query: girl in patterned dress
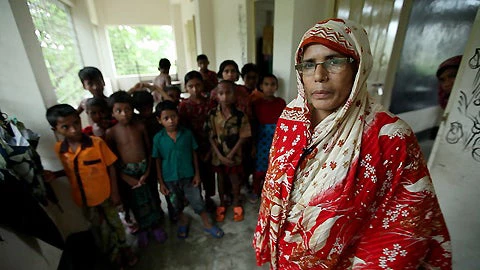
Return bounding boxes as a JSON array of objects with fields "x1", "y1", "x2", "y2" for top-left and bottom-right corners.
[{"x1": 250, "y1": 74, "x2": 285, "y2": 203}]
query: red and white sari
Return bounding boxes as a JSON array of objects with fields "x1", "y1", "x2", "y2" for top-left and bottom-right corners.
[{"x1": 253, "y1": 19, "x2": 451, "y2": 269}]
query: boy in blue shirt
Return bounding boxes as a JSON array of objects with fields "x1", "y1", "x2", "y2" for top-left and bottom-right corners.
[{"x1": 152, "y1": 101, "x2": 224, "y2": 239}]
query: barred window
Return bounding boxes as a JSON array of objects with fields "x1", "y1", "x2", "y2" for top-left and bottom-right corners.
[
  {"x1": 107, "y1": 25, "x2": 177, "y2": 77},
  {"x1": 27, "y1": 0, "x2": 84, "y2": 106}
]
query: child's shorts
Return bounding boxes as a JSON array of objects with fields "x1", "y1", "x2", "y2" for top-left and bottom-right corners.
[
  {"x1": 212, "y1": 165, "x2": 243, "y2": 174},
  {"x1": 165, "y1": 177, "x2": 205, "y2": 216}
]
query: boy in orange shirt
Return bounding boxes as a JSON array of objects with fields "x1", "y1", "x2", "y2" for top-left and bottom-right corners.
[{"x1": 45, "y1": 104, "x2": 137, "y2": 269}]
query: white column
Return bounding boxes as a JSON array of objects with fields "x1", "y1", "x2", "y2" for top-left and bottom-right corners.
[
  {"x1": 195, "y1": 0, "x2": 216, "y2": 69},
  {"x1": 272, "y1": 0, "x2": 335, "y2": 102}
]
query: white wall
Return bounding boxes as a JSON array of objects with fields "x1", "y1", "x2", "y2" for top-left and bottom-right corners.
[
  {"x1": 428, "y1": 8, "x2": 480, "y2": 268},
  {"x1": 93, "y1": 0, "x2": 171, "y2": 25},
  {"x1": 212, "y1": 0, "x2": 250, "y2": 72},
  {"x1": 0, "y1": 1, "x2": 90, "y2": 268},
  {"x1": 195, "y1": 0, "x2": 216, "y2": 69},
  {"x1": 272, "y1": 0, "x2": 335, "y2": 102}
]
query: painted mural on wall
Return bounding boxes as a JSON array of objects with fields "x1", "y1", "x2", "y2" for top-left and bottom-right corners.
[{"x1": 446, "y1": 48, "x2": 480, "y2": 162}]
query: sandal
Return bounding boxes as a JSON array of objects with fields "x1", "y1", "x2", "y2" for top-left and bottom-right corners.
[
  {"x1": 137, "y1": 231, "x2": 149, "y2": 248},
  {"x1": 177, "y1": 224, "x2": 189, "y2": 239},
  {"x1": 152, "y1": 227, "x2": 167, "y2": 243},
  {"x1": 215, "y1": 206, "x2": 226, "y2": 222},
  {"x1": 121, "y1": 247, "x2": 138, "y2": 267},
  {"x1": 204, "y1": 225, "x2": 224, "y2": 238},
  {"x1": 233, "y1": 206, "x2": 244, "y2": 222}
]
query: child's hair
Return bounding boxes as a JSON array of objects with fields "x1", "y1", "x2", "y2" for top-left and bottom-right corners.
[
  {"x1": 158, "y1": 58, "x2": 171, "y2": 70},
  {"x1": 165, "y1": 85, "x2": 181, "y2": 96},
  {"x1": 197, "y1": 54, "x2": 209, "y2": 62},
  {"x1": 241, "y1": 63, "x2": 259, "y2": 79},
  {"x1": 258, "y1": 73, "x2": 278, "y2": 89},
  {"x1": 78, "y1": 67, "x2": 104, "y2": 84},
  {"x1": 184, "y1": 70, "x2": 203, "y2": 85},
  {"x1": 132, "y1": 90, "x2": 154, "y2": 109},
  {"x1": 46, "y1": 104, "x2": 78, "y2": 127},
  {"x1": 155, "y1": 100, "x2": 178, "y2": 117},
  {"x1": 86, "y1": 97, "x2": 108, "y2": 111},
  {"x1": 217, "y1": 60, "x2": 240, "y2": 80},
  {"x1": 217, "y1": 80, "x2": 236, "y2": 92},
  {"x1": 108, "y1": 90, "x2": 133, "y2": 109}
]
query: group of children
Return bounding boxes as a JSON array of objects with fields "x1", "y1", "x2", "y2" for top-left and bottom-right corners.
[{"x1": 44, "y1": 55, "x2": 285, "y2": 269}]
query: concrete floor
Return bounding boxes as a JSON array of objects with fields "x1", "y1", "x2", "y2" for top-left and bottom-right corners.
[
  {"x1": 112, "y1": 138, "x2": 435, "y2": 270},
  {"x1": 127, "y1": 194, "x2": 269, "y2": 270}
]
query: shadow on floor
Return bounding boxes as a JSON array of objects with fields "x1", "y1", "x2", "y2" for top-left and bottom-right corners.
[{"x1": 128, "y1": 195, "x2": 269, "y2": 270}]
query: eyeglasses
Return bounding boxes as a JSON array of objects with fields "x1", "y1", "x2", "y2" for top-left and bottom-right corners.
[{"x1": 295, "y1": 57, "x2": 354, "y2": 75}]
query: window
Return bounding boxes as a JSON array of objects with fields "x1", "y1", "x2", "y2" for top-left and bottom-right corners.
[
  {"x1": 27, "y1": 0, "x2": 84, "y2": 106},
  {"x1": 107, "y1": 25, "x2": 177, "y2": 77}
]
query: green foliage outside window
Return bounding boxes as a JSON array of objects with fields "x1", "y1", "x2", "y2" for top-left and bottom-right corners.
[
  {"x1": 107, "y1": 25, "x2": 177, "y2": 76},
  {"x1": 27, "y1": 0, "x2": 84, "y2": 107}
]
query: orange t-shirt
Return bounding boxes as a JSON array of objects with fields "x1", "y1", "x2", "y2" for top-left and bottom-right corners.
[{"x1": 55, "y1": 135, "x2": 117, "y2": 207}]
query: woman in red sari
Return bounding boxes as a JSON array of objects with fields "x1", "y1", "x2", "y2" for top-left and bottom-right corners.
[{"x1": 253, "y1": 19, "x2": 451, "y2": 269}]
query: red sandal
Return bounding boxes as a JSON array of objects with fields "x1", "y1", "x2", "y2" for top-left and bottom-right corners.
[
  {"x1": 233, "y1": 206, "x2": 244, "y2": 222},
  {"x1": 216, "y1": 206, "x2": 226, "y2": 222}
]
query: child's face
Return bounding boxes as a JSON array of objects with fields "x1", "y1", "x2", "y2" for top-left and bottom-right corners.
[
  {"x1": 82, "y1": 78, "x2": 105, "y2": 97},
  {"x1": 157, "y1": 109, "x2": 178, "y2": 132},
  {"x1": 217, "y1": 83, "x2": 235, "y2": 105},
  {"x1": 222, "y1": 65, "x2": 238, "y2": 82},
  {"x1": 112, "y1": 103, "x2": 133, "y2": 125},
  {"x1": 54, "y1": 114, "x2": 83, "y2": 142},
  {"x1": 243, "y1": 71, "x2": 259, "y2": 90},
  {"x1": 260, "y1": 77, "x2": 278, "y2": 98},
  {"x1": 137, "y1": 105, "x2": 153, "y2": 119},
  {"x1": 167, "y1": 90, "x2": 181, "y2": 104},
  {"x1": 438, "y1": 67, "x2": 458, "y2": 94},
  {"x1": 87, "y1": 105, "x2": 106, "y2": 124},
  {"x1": 186, "y1": 78, "x2": 204, "y2": 99},
  {"x1": 197, "y1": 59, "x2": 209, "y2": 71}
]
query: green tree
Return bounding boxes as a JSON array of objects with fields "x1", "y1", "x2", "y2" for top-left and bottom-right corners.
[
  {"x1": 107, "y1": 25, "x2": 177, "y2": 76},
  {"x1": 27, "y1": 0, "x2": 84, "y2": 106}
]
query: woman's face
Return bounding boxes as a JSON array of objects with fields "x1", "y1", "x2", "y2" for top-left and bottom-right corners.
[
  {"x1": 438, "y1": 67, "x2": 458, "y2": 94},
  {"x1": 301, "y1": 44, "x2": 355, "y2": 120},
  {"x1": 222, "y1": 65, "x2": 238, "y2": 82}
]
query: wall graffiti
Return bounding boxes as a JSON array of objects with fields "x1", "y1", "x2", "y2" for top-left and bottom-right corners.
[{"x1": 446, "y1": 47, "x2": 480, "y2": 162}]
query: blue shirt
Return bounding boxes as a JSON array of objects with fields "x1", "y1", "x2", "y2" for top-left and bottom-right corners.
[{"x1": 152, "y1": 126, "x2": 198, "y2": 182}]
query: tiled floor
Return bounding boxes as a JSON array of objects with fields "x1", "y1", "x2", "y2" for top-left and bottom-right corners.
[{"x1": 127, "y1": 193, "x2": 268, "y2": 270}]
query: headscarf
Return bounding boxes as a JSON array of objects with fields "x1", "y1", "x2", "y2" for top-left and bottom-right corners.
[
  {"x1": 253, "y1": 19, "x2": 450, "y2": 269},
  {"x1": 436, "y1": 55, "x2": 462, "y2": 109}
]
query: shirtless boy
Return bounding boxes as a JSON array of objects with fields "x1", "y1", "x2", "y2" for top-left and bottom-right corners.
[{"x1": 106, "y1": 91, "x2": 166, "y2": 247}]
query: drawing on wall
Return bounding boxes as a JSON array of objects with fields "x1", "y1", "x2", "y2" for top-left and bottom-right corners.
[{"x1": 446, "y1": 48, "x2": 480, "y2": 162}]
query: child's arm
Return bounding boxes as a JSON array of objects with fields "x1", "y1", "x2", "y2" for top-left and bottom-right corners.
[
  {"x1": 155, "y1": 158, "x2": 169, "y2": 195},
  {"x1": 166, "y1": 75, "x2": 172, "y2": 86},
  {"x1": 138, "y1": 125, "x2": 151, "y2": 185},
  {"x1": 144, "y1": 84, "x2": 174, "y2": 101},
  {"x1": 77, "y1": 99, "x2": 85, "y2": 114},
  {"x1": 209, "y1": 136, "x2": 234, "y2": 166},
  {"x1": 42, "y1": 170, "x2": 66, "y2": 182},
  {"x1": 119, "y1": 172, "x2": 141, "y2": 188},
  {"x1": 226, "y1": 137, "x2": 246, "y2": 161},
  {"x1": 108, "y1": 165, "x2": 121, "y2": 205},
  {"x1": 127, "y1": 82, "x2": 144, "y2": 94},
  {"x1": 192, "y1": 151, "x2": 201, "y2": 187}
]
